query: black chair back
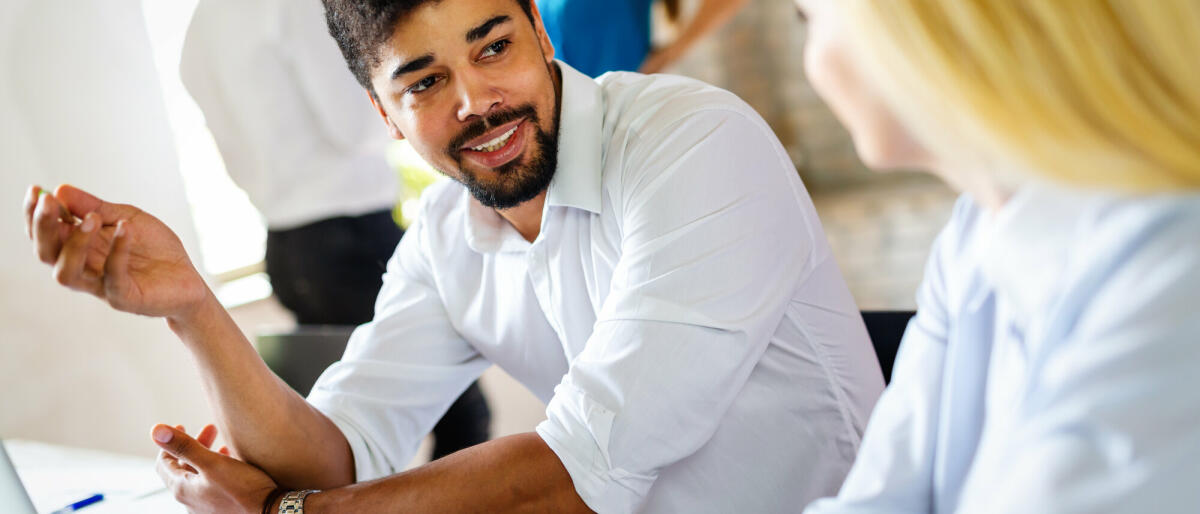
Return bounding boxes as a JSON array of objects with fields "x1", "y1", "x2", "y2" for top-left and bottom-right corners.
[
  {"x1": 258, "y1": 313, "x2": 917, "y2": 393},
  {"x1": 860, "y1": 310, "x2": 915, "y2": 384},
  {"x1": 256, "y1": 325, "x2": 355, "y2": 397}
]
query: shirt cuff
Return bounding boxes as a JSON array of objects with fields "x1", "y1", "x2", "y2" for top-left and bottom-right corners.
[{"x1": 535, "y1": 383, "x2": 657, "y2": 513}]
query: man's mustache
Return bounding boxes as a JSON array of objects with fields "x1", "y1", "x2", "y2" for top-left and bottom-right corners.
[{"x1": 448, "y1": 104, "x2": 540, "y2": 155}]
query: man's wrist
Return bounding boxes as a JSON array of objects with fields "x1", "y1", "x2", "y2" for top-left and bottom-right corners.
[
  {"x1": 261, "y1": 487, "x2": 287, "y2": 514},
  {"x1": 276, "y1": 489, "x2": 320, "y2": 514},
  {"x1": 165, "y1": 288, "x2": 221, "y2": 336}
]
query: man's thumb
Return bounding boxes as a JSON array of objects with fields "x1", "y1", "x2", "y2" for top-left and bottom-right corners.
[{"x1": 152, "y1": 424, "x2": 211, "y2": 468}]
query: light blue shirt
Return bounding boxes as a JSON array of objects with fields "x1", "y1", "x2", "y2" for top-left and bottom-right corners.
[{"x1": 808, "y1": 184, "x2": 1200, "y2": 513}]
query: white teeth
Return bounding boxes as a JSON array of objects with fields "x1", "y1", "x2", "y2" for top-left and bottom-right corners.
[{"x1": 470, "y1": 125, "x2": 518, "y2": 152}]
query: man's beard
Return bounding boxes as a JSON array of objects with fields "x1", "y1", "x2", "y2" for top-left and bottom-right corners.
[{"x1": 444, "y1": 102, "x2": 560, "y2": 209}]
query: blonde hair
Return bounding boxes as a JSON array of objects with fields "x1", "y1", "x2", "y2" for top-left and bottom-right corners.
[{"x1": 838, "y1": 1, "x2": 1200, "y2": 191}]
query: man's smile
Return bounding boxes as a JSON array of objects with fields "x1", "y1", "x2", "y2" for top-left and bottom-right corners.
[{"x1": 459, "y1": 118, "x2": 528, "y2": 169}]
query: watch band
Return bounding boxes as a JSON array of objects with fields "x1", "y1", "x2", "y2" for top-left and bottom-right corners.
[
  {"x1": 262, "y1": 488, "x2": 287, "y2": 514},
  {"x1": 278, "y1": 489, "x2": 319, "y2": 514}
]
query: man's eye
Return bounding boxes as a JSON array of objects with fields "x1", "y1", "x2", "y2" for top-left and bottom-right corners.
[
  {"x1": 481, "y1": 39, "x2": 510, "y2": 59},
  {"x1": 409, "y1": 75, "x2": 440, "y2": 93}
]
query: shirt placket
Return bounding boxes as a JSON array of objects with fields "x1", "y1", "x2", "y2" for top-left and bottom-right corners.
[{"x1": 527, "y1": 240, "x2": 568, "y2": 344}]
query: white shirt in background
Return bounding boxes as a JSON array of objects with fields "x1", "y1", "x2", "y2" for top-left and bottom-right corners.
[
  {"x1": 806, "y1": 186, "x2": 1200, "y2": 513},
  {"x1": 181, "y1": 0, "x2": 396, "y2": 230},
  {"x1": 306, "y1": 62, "x2": 885, "y2": 513}
]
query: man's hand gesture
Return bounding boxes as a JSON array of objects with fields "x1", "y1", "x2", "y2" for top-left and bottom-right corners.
[
  {"x1": 22, "y1": 184, "x2": 210, "y2": 320},
  {"x1": 153, "y1": 424, "x2": 279, "y2": 514}
]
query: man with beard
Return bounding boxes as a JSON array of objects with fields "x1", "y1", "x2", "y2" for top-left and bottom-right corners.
[
  {"x1": 22, "y1": 0, "x2": 883, "y2": 512},
  {"x1": 181, "y1": 0, "x2": 492, "y2": 460}
]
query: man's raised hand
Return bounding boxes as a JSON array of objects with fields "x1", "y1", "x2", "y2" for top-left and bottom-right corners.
[{"x1": 23, "y1": 184, "x2": 210, "y2": 321}]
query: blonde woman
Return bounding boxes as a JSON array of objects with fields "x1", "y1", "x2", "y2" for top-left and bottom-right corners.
[{"x1": 794, "y1": 1, "x2": 1200, "y2": 512}]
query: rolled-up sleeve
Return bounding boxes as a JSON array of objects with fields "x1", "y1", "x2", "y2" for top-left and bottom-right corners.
[
  {"x1": 536, "y1": 107, "x2": 815, "y2": 512},
  {"x1": 306, "y1": 213, "x2": 490, "y2": 482}
]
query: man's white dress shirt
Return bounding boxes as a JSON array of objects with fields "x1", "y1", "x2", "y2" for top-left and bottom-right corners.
[
  {"x1": 307, "y1": 62, "x2": 885, "y2": 513},
  {"x1": 806, "y1": 185, "x2": 1200, "y2": 513},
  {"x1": 181, "y1": 0, "x2": 396, "y2": 229}
]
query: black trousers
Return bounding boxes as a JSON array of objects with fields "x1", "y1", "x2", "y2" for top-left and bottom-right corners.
[{"x1": 266, "y1": 209, "x2": 491, "y2": 459}]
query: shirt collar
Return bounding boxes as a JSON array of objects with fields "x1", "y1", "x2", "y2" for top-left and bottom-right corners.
[
  {"x1": 462, "y1": 60, "x2": 604, "y2": 254},
  {"x1": 545, "y1": 60, "x2": 604, "y2": 215},
  {"x1": 464, "y1": 192, "x2": 535, "y2": 253},
  {"x1": 977, "y1": 182, "x2": 1103, "y2": 323}
]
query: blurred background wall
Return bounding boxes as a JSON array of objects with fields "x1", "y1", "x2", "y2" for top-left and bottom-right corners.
[
  {"x1": 663, "y1": 0, "x2": 957, "y2": 308},
  {"x1": 0, "y1": 0, "x2": 212, "y2": 456},
  {"x1": 668, "y1": 0, "x2": 875, "y2": 186}
]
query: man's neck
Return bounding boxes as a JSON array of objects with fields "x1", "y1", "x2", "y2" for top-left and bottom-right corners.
[{"x1": 497, "y1": 190, "x2": 547, "y2": 243}]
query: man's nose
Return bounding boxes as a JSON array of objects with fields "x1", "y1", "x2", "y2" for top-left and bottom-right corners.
[{"x1": 455, "y1": 69, "x2": 501, "y2": 122}]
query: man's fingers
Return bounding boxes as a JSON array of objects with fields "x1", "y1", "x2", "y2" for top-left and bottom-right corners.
[
  {"x1": 156, "y1": 450, "x2": 189, "y2": 491},
  {"x1": 23, "y1": 185, "x2": 42, "y2": 240},
  {"x1": 196, "y1": 424, "x2": 219, "y2": 450},
  {"x1": 103, "y1": 220, "x2": 133, "y2": 298},
  {"x1": 53, "y1": 184, "x2": 102, "y2": 217},
  {"x1": 32, "y1": 193, "x2": 68, "y2": 264},
  {"x1": 160, "y1": 449, "x2": 198, "y2": 474},
  {"x1": 155, "y1": 450, "x2": 201, "y2": 504},
  {"x1": 55, "y1": 184, "x2": 138, "y2": 224},
  {"x1": 157, "y1": 450, "x2": 193, "y2": 478},
  {"x1": 53, "y1": 212, "x2": 103, "y2": 296},
  {"x1": 151, "y1": 424, "x2": 217, "y2": 471}
]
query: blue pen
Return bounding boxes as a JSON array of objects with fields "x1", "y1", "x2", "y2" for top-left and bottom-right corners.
[{"x1": 50, "y1": 493, "x2": 104, "y2": 513}]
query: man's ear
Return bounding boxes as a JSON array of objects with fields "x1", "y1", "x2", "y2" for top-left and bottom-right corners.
[
  {"x1": 527, "y1": 0, "x2": 555, "y2": 64},
  {"x1": 368, "y1": 90, "x2": 405, "y2": 140}
]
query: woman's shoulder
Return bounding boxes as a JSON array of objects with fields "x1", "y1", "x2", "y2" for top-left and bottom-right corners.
[
  {"x1": 1071, "y1": 192, "x2": 1200, "y2": 310},
  {"x1": 1007, "y1": 188, "x2": 1200, "y2": 355}
]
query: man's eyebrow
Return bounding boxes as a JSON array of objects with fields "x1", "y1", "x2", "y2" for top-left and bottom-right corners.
[
  {"x1": 391, "y1": 54, "x2": 435, "y2": 81},
  {"x1": 465, "y1": 15, "x2": 511, "y2": 43}
]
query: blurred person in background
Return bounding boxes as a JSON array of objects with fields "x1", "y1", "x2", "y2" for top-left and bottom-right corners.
[
  {"x1": 792, "y1": 1, "x2": 1200, "y2": 512},
  {"x1": 538, "y1": 0, "x2": 751, "y2": 77},
  {"x1": 181, "y1": 0, "x2": 490, "y2": 461}
]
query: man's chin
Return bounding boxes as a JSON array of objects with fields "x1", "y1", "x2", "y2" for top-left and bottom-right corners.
[
  {"x1": 451, "y1": 119, "x2": 558, "y2": 209},
  {"x1": 462, "y1": 161, "x2": 521, "y2": 180},
  {"x1": 466, "y1": 185, "x2": 539, "y2": 209},
  {"x1": 460, "y1": 168, "x2": 551, "y2": 209}
]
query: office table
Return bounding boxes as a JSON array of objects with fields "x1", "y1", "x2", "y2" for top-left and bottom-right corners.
[{"x1": 6, "y1": 439, "x2": 183, "y2": 513}]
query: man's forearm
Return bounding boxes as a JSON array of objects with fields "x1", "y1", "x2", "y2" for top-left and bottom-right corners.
[
  {"x1": 300, "y1": 433, "x2": 592, "y2": 513},
  {"x1": 166, "y1": 291, "x2": 355, "y2": 489}
]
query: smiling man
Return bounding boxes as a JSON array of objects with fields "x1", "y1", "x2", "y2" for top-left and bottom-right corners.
[{"x1": 22, "y1": 0, "x2": 883, "y2": 512}]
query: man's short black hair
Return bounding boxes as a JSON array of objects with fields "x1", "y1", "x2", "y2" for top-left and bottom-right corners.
[{"x1": 322, "y1": 0, "x2": 535, "y2": 95}]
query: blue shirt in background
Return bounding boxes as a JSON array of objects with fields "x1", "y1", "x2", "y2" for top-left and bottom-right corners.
[{"x1": 538, "y1": 0, "x2": 654, "y2": 77}]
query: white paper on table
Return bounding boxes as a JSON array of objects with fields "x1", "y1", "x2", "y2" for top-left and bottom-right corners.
[{"x1": 5, "y1": 440, "x2": 183, "y2": 514}]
